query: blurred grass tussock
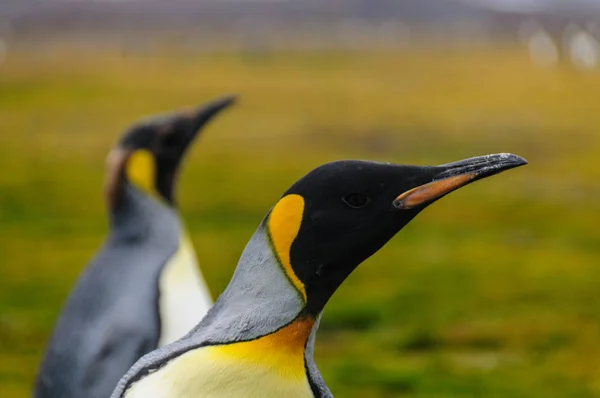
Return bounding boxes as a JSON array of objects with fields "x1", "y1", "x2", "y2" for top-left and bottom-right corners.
[{"x1": 0, "y1": 48, "x2": 600, "y2": 397}]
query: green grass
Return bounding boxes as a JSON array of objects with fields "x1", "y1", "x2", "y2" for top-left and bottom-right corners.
[{"x1": 1, "y1": 47, "x2": 600, "y2": 397}]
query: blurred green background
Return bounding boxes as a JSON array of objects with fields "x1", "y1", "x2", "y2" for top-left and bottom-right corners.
[{"x1": 2, "y1": 12, "x2": 600, "y2": 398}]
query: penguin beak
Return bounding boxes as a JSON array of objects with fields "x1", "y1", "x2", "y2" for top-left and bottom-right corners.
[
  {"x1": 177, "y1": 94, "x2": 237, "y2": 150},
  {"x1": 393, "y1": 153, "x2": 527, "y2": 210}
]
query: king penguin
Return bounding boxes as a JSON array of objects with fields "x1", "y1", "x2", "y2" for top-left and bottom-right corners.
[
  {"x1": 111, "y1": 152, "x2": 527, "y2": 398},
  {"x1": 33, "y1": 95, "x2": 237, "y2": 398}
]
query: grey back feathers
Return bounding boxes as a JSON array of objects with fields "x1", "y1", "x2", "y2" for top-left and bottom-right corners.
[
  {"x1": 110, "y1": 222, "x2": 326, "y2": 397},
  {"x1": 34, "y1": 186, "x2": 180, "y2": 398}
]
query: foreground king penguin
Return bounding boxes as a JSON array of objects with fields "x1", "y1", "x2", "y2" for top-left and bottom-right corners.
[
  {"x1": 111, "y1": 152, "x2": 527, "y2": 398},
  {"x1": 33, "y1": 96, "x2": 236, "y2": 398}
]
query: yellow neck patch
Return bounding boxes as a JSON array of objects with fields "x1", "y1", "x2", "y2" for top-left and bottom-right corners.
[
  {"x1": 212, "y1": 316, "x2": 315, "y2": 381},
  {"x1": 267, "y1": 194, "x2": 307, "y2": 302},
  {"x1": 125, "y1": 149, "x2": 157, "y2": 196}
]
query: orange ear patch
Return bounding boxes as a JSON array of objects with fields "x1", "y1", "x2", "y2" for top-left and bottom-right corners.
[
  {"x1": 125, "y1": 149, "x2": 157, "y2": 195},
  {"x1": 267, "y1": 194, "x2": 307, "y2": 303}
]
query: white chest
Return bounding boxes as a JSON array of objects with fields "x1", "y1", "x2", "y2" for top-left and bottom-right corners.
[{"x1": 157, "y1": 234, "x2": 213, "y2": 347}]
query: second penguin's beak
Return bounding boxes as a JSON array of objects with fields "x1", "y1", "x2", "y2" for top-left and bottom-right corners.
[{"x1": 174, "y1": 94, "x2": 238, "y2": 153}]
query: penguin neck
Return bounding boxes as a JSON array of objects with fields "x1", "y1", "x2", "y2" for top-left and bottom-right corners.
[
  {"x1": 109, "y1": 183, "x2": 178, "y2": 238},
  {"x1": 184, "y1": 225, "x2": 323, "y2": 394},
  {"x1": 197, "y1": 224, "x2": 312, "y2": 346}
]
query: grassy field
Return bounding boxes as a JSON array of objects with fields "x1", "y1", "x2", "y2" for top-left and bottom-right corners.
[{"x1": 1, "y1": 46, "x2": 600, "y2": 397}]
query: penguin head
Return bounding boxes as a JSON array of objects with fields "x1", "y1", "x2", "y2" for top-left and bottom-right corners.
[
  {"x1": 265, "y1": 154, "x2": 527, "y2": 316},
  {"x1": 104, "y1": 95, "x2": 236, "y2": 209}
]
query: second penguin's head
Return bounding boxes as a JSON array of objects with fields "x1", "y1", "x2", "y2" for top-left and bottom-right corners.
[{"x1": 104, "y1": 95, "x2": 236, "y2": 209}]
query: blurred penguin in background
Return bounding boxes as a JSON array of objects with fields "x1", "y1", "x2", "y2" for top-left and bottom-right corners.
[{"x1": 33, "y1": 95, "x2": 237, "y2": 398}]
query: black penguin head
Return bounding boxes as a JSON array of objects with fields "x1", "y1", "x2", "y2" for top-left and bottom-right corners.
[
  {"x1": 104, "y1": 95, "x2": 236, "y2": 209},
  {"x1": 265, "y1": 154, "x2": 527, "y2": 316}
]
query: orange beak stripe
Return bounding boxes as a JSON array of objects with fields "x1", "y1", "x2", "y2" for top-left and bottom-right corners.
[{"x1": 394, "y1": 173, "x2": 476, "y2": 210}]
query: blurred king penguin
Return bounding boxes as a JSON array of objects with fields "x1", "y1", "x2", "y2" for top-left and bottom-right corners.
[
  {"x1": 111, "y1": 152, "x2": 526, "y2": 398},
  {"x1": 33, "y1": 95, "x2": 236, "y2": 398}
]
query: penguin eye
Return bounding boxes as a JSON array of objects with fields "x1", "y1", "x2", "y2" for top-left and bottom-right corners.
[{"x1": 342, "y1": 193, "x2": 370, "y2": 209}]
